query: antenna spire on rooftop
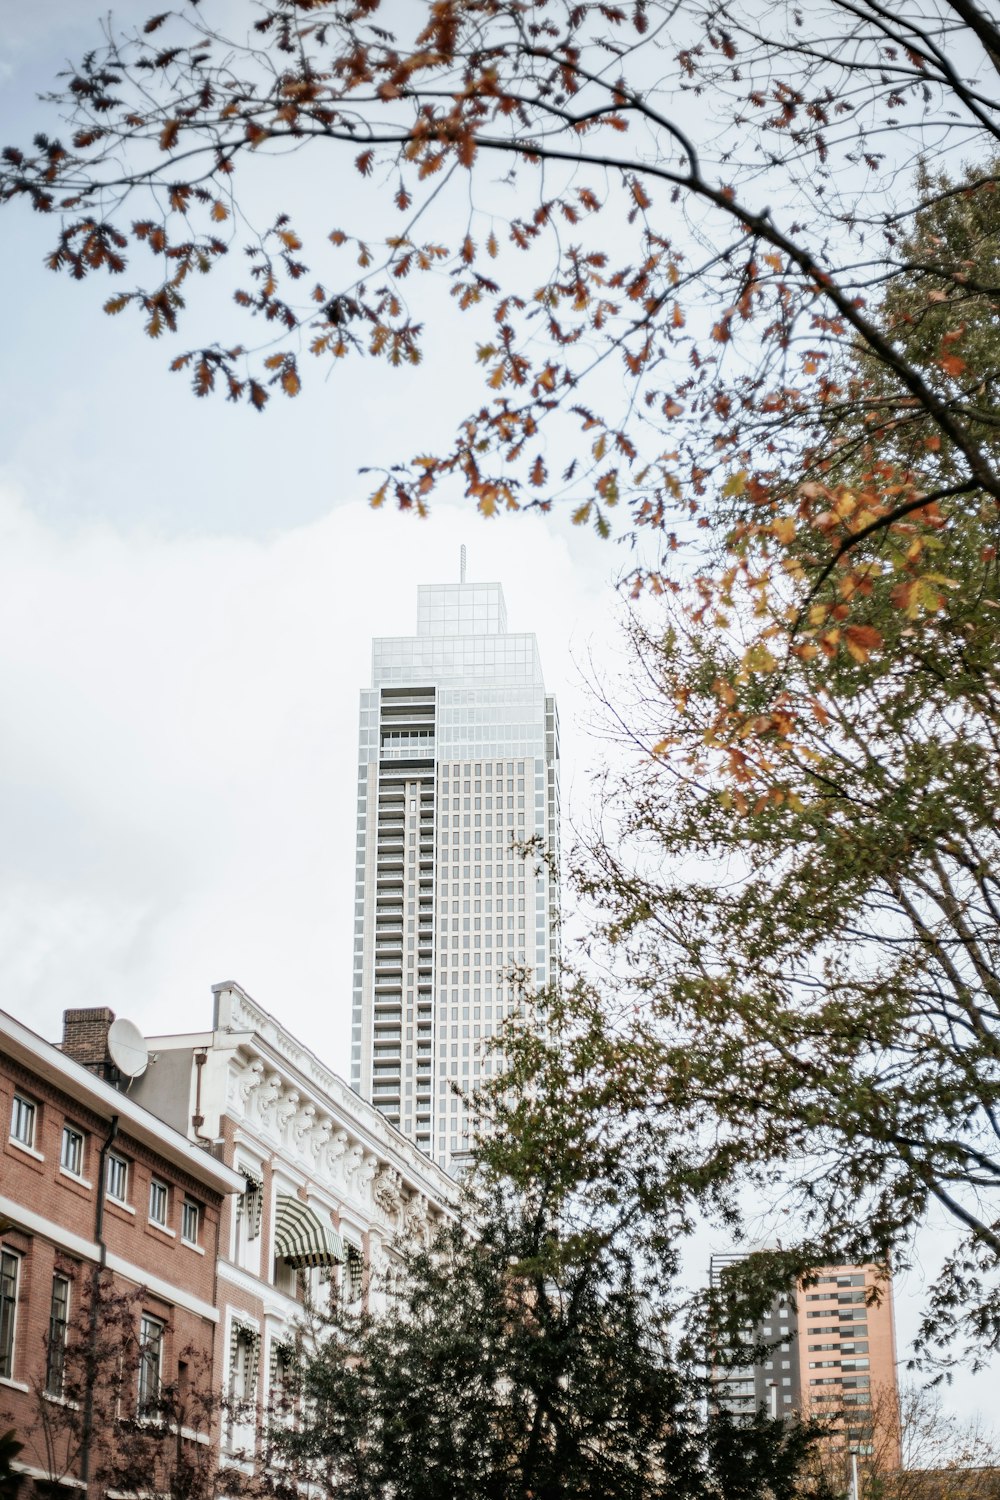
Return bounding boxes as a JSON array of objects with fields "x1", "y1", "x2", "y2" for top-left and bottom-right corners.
[{"x1": 460, "y1": 544, "x2": 467, "y2": 584}]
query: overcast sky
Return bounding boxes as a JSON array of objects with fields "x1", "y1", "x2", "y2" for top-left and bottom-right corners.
[
  {"x1": 0, "y1": 0, "x2": 621, "y2": 1066},
  {"x1": 1, "y1": 1, "x2": 995, "y2": 1426}
]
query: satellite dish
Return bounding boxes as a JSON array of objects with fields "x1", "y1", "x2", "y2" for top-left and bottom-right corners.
[{"x1": 107, "y1": 1018, "x2": 149, "y2": 1079}]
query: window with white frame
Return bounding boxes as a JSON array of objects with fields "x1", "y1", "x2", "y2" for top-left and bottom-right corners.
[
  {"x1": 227, "y1": 1322, "x2": 260, "y2": 1443},
  {"x1": 105, "y1": 1152, "x2": 128, "y2": 1203},
  {"x1": 181, "y1": 1198, "x2": 200, "y2": 1246},
  {"x1": 60, "y1": 1124, "x2": 84, "y2": 1176},
  {"x1": 10, "y1": 1095, "x2": 36, "y2": 1149},
  {"x1": 235, "y1": 1167, "x2": 263, "y2": 1269},
  {"x1": 343, "y1": 1243, "x2": 364, "y2": 1305},
  {"x1": 269, "y1": 1340, "x2": 295, "y2": 1418},
  {"x1": 239, "y1": 1171, "x2": 263, "y2": 1239},
  {"x1": 45, "y1": 1275, "x2": 70, "y2": 1396},
  {"x1": 137, "y1": 1314, "x2": 164, "y2": 1413},
  {"x1": 148, "y1": 1179, "x2": 169, "y2": 1226},
  {"x1": 0, "y1": 1251, "x2": 19, "y2": 1379},
  {"x1": 272, "y1": 1255, "x2": 299, "y2": 1299}
]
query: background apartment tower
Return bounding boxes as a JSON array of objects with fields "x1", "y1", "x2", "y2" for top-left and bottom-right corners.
[
  {"x1": 351, "y1": 567, "x2": 559, "y2": 1171},
  {"x1": 709, "y1": 1256, "x2": 900, "y2": 1470}
]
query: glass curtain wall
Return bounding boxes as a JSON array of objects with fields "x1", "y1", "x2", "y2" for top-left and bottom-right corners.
[{"x1": 351, "y1": 581, "x2": 559, "y2": 1172}]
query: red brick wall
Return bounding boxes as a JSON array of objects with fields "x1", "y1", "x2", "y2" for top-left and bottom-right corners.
[{"x1": 0, "y1": 1050, "x2": 228, "y2": 1494}]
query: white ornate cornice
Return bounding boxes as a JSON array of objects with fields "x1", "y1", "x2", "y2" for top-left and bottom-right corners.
[
  {"x1": 212, "y1": 989, "x2": 456, "y2": 1252},
  {"x1": 217, "y1": 984, "x2": 455, "y2": 1194}
]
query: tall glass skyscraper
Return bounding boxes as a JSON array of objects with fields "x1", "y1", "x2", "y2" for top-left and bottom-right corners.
[{"x1": 351, "y1": 577, "x2": 559, "y2": 1171}]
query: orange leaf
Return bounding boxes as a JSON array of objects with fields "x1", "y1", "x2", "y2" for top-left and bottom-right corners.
[
  {"x1": 844, "y1": 623, "x2": 882, "y2": 661},
  {"x1": 457, "y1": 132, "x2": 477, "y2": 168},
  {"x1": 630, "y1": 178, "x2": 651, "y2": 211},
  {"x1": 159, "y1": 119, "x2": 180, "y2": 151}
]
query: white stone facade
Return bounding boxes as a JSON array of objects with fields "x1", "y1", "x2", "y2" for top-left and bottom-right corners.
[{"x1": 133, "y1": 980, "x2": 455, "y2": 1457}]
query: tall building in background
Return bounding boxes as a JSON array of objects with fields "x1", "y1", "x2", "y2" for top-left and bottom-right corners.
[
  {"x1": 709, "y1": 1256, "x2": 900, "y2": 1469},
  {"x1": 351, "y1": 569, "x2": 559, "y2": 1171}
]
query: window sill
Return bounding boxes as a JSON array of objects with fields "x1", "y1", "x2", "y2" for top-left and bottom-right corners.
[
  {"x1": 178, "y1": 1426, "x2": 211, "y2": 1446},
  {"x1": 148, "y1": 1220, "x2": 176, "y2": 1238},
  {"x1": 220, "y1": 1446, "x2": 256, "y2": 1472},
  {"x1": 59, "y1": 1167, "x2": 92, "y2": 1190},
  {"x1": 182, "y1": 1238, "x2": 205, "y2": 1255},
  {"x1": 42, "y1": 1391, "x2": 80, "y2": 1410},
  {"x1": 12, "y1": 1461, "x2": 85, "y2": 1490},
  {"x1": 8, "y1": 1138, "x2": 44, "y2": 1163},
  {"x1": 106, "y1": 1196, "x2": 136, "y2": 1216},
  {"x1": 134, "y1": 1412, "x2": 175, "y2": 1431},
  {"x1": 0, "y1": 1375, "x2": 30, "y2": 1393}
]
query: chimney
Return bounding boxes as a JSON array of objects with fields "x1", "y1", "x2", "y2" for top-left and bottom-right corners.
[{"x1": 62, "y1": 1007, "x2": 116, "y2": 1071}]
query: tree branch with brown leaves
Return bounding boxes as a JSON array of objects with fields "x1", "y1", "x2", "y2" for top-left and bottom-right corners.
[{"x1": 2, "y1": 0, "x2": 1000, "y2": 648}]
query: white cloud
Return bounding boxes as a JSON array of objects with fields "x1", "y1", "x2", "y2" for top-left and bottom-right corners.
[{"x1": 0, "y1": 484, "x2": 613, "y2": 1070}]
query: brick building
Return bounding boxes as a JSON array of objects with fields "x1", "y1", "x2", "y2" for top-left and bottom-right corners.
[{"x1": 0, "y1": 1004, "x2": 243, "y2": 1496}]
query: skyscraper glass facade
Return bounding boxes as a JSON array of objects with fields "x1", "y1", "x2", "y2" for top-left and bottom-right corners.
[{"x1": 351, "y1": 581, "x2": 559, "y2": 1170}]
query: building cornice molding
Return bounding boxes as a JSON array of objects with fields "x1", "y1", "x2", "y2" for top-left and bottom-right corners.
[{"x1": 211, "y1": 983, "x2": 456, "y2": 1220}]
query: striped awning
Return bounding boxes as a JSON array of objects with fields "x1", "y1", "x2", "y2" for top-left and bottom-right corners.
[{"x1": 273, "y1": 1196, "x2": 345, "y2": 1268}]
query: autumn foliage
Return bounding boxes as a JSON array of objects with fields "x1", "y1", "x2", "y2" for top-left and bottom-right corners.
[{"x1": 1, "y1": 1, "x2": 998, "y2": 659}]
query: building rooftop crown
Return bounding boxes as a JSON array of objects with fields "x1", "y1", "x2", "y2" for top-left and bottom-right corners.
[{"x1": 416, "y1": 581, "x2": 507, "y2": 637}]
